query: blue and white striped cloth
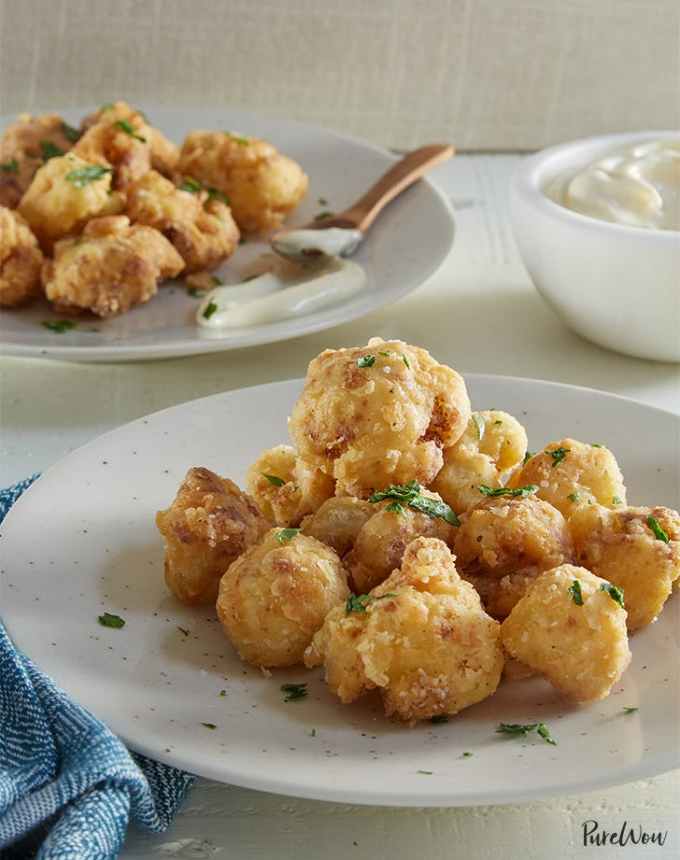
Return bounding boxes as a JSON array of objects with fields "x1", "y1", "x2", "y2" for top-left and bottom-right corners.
[{"x1": 0, "y1": 476, "x2": 194, "y2": 859}]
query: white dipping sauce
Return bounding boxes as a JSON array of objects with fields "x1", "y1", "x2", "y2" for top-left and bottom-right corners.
[
  {"x1": 270, "y1": 227, "x2": 363, "y2": 260},
  {"x1": 197, "y1": 257, "x2": 366, "y2": 330},
  {"x1": 545, "y1": 139, "x2": 680, "y2": 230}
]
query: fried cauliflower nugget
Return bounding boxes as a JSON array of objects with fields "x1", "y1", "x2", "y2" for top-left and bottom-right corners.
[
  {"x1": 509, "y1": 438, "x2": 626, "y2": 518},
  {"x1": 177, "y1": 130, "x2": 308, "y2": 233},
  {"x1": 569, "y1": 504, "x2": 680, "y2": 631},
  {"x1": 345, "y1": 492, "x2": 457, "y2": 593},
  {"x1": 217, "y1": 529, "x2": 349, "y2": 668},
  {"x1": 0, "y1": 112, "x2": 76, "y2": 208},
  {"x1": 300, "y1": 497, "x2": 374, "y2": 558},
  {"x1": 156, "y1": 466, "x2": 270, "y2": 606},
  {"x1": 126, "y1": 170, "x2": 239, "y2": 272},
  {"x1": 246, "y1": 444, "x2": 336, "y2": 527},
  {"x1": 0, "y1": 207, "x2": 43, "y2": 307},
  {"x1": 42, "y1": 215, "x2": 184, "y2": 317},
  {"x1": 501, "y1": 564, "x2": 631, "y2": 702},
  {"x1": 305, "y1": 537, "x2": 503, "y2": 722},
  {"x1": 431, "y1": 410, "x2": 528, "y2": 514},
  {"x1": 289, "y1": 339, "x2": 471, "y2": 498},
  {"x1": 454, "y1": 495, "x2": 574, "y2": 619},
  {"x1": 18, "y1": 153, "x2": 114, "y2": 251}
]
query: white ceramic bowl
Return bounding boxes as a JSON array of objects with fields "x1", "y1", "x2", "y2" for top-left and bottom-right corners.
[{"x1": 510, "y1": 131, "x2": 680, "y2": 363}]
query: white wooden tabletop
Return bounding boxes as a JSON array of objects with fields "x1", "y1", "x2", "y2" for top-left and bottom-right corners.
[{"x1": 1, "y1": 155, "x2": 678, "y2": 858}]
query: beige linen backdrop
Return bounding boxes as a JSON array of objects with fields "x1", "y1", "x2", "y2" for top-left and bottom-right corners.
[{"x1": 0, "y1": 0, "x2": 678, "y2": 150}]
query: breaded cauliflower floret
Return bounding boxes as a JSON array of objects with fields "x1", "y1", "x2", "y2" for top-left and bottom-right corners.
[
  {"x1": 454, "y1": 495, "x2": 574, "y2": 619},
  {"x1": 301, "y1": 497, "x2": 374, "y2": 558},
  {"x1": 178, "y1": 130, "x2": 308, "y2": 233},
  {"x1": 18, "y1": 153, "x2": 114, "y2": 251},
  {"x1": 501, "y1": 564, "x2": 631, "y2": 702},
  {"x1": 289, "y1": 339, "x2": 471, "y2": 498},
  {"x1": 0, "y1": 112, "x2": 76, "y2": 208},
  {"x1": 509, "y1": 438, "x2": 626, "y2": 518},
  {"x1": 345, "y1": 491, "x2": 457, "y2": 593},
  {"x1": 305, "y1": 537, "x2": 503, "y2": 722},
  {"x1": 569, "y1": 504, "x2": 680, "y2": 631},
  {"x1": 246, "y1": 444, "x2": 335, "y2": 527},
  {"x1": 217, "y1": 529, "x2": 349, "y2": 668},
  {"x1": 156, "y1": 466, "x2": 270, "y2": 606},
  {"x1": 126, "y1": 170, "x2": 239, "y2": 272},
  {"x1": 0, "y1": 207, "x2": 43, "y2": 306},
  {"x1": 80, "y1": 101, "x2": 179, "y2": 177},
  {"x1": 432, "y1": 410, "x2": 528, "y2": 513},
  {"x1": 42, "y1": 215, "x2": 184, "y2": 317}
]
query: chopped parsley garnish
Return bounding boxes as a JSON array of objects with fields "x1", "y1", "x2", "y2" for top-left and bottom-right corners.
[
  {"x1": 647, "y1": 515, "x2": 670, "y2": 543},
  {"x1": 42, "y1": 319, "x2": 76, "y2": 333},
  {"x1": 402, "y1": 354, "x2": 410, "y2": 369},
  {"x1": 179, "y1": 177, "x2": 202, "y2": 193},
  {"x1": 263, "y1": 473, "x2": 286, "y2": 487},
  {"x1": 318, "y1": 197, "x2": 328, "y2": 205},
  {"x1": 98, "y1": 612, "x2": 125, "y2": 629},
  {"x1": 114, "y1": 119, "x2": 146, "y2": 142},
  {"x1": 523, "y1": 450, "x2": 534, "y2": 465},
  {"x1": 612, "y1": 495, "x2": 623, "y2": 505},
  {"x1": 225, "y1": 132, "x2": 250, "y2": 145},
  {"x1": 497, "y1": 722, "x2": 556, "y2": 745},
  {"x1": 478, "y1": 484, "x2": 538, "y2": 498},
  {"x1": 548, "y1": 447, "x2": 570, "y2": 468},
  {"x1": 0, "y1": 158, "x2": 19, "y2": 173},
  {"x1": 177, "y1": 626, "x2": 190, "y2": 637},
  {"x1": 275, "y1": 527, "x2": 300, "y2": 544},
  {"x1": 369, "y1": 480, "x2": 459, "y2": 526},
  {"x1": 219, "y1": 689, "x2": 227, "y2": 697},
  {"x1": 201, "y1": 722, "x2": 217, "y2": 729},
  {"x1": 494, "y1": 419, "x2": 503, "y2": 425},
  {"x1": 462, "y1": 751, "x2": 473, "y2": 757},
  {"x1": 591, "y1": 443, "x2": 603, "y2": 448},
  {"x1": 430, "y1": 715, "x2": 449, "y2": 724},
  {"x1": 567, "y1": 492, "x2": 580, "y2": 503},
  {"x1": 281, "y1": 682, "x2": 307, "y2": 702},
  {"x1": 385, "y1": 501, "x2": 404, "y2": 514},
  {"x1": 378, "y1": 350, "x2": 391, "y2": 357},
  {"x1": 313, "y1": 210, "x2": 334, "y2": 221},
  {"x1": 66, "y1": 165, "x2": 112, "y2": 187},
  {"x1": 568, "y1": 579, "x2": 584, "y2": 606},
  {"x1": 40, "y1": 140, "x2": 65, "y2": 161},
  {"x1": 345, "y1": 592, "x2": 397, "y2": 614},
  {"x1": 61, "y1": 122, "x2": 81, "y2": 143},
  {"x1": 357, "y1": 354, "x2": 376, "y2": 368},
  {"x1": 600, "y1": 582, "x2": 625, "y2": 608},
  {"x1": 211, "y1": 275, "x2": 223, "y2": 285},
  {"x1": 202, "y1": 301, "x2": 218, "y2": 320},
  {"x1": 187, "y1": 286, "x2": 206, "y2": 298},
  {"x1": 206, "y1": 186, "x2": 230, "y2": 205},
  {"x1": 308, "y1": 727, "x2": 317, "y2": 737},
  {"x1": 472, "y1": 414, "x2": 485, "y2": 440},
  {"x1": 623, "y1": 706, "x2": 638, "y2": 715},
  {"x1": 417, "y1": 770, "x2": 433, "y2": 775}
]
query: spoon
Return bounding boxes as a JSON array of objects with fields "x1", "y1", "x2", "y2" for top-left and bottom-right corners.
[{"x1": 271, "y1": 143, "x2": 454, "y2": 263}]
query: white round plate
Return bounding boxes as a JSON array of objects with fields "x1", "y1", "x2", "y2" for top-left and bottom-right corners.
[
  {"x1": 1, "y1": 374, "x2": 678, "y2": 806},
  {"x1": 0, "y1": 107, "x2": 454, "y2": 363}
]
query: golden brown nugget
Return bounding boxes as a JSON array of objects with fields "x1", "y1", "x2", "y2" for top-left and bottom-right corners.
[
  {"x1": 569, "y1": 503, "x2": 680, "y2": 631},
  {"x1": 432, "y1": 410, "x2": 528, "y2": 513},
  {"x1": 501, "y1": 564, "x2": 631, "y2": 702},
  {"x1": 156, "y1": 466, "x2": 270, "y2": 606},
  {"x1": 305, "y1": 537, "x2": 503, "y2": 723},
  {"x1": 217, "y1": 529, "x2": 349, "y2": 668},
  {"x1": 0, "y1": 207, "x2": 44, "y2": 306},
  {"x1": 509, "y1": 438, "x2": 626, "y2": 518},
  {"x1": 178, "y1": 130, "x2": 307, "y2": 233},
  {"x1": 289, "y1": 339, "x2": 471, "y2": 498},
  {"x1": 300, "y1": 497, "x2": 374, "y2": 558},
  {"x1": 42, "y1": 216, "x2": 184, "y2": 317}
]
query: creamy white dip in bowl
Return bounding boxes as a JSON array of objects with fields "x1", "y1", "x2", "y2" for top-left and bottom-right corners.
[{"x1": 510, "y1": 131, "x2": 680, "y2": 362}]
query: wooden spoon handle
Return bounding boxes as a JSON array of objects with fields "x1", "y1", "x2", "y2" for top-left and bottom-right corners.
[{"x1": 341, "y1": 144, "x2": 454, "y2": 232}]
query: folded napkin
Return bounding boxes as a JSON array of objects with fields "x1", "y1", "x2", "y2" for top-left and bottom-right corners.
[{"x1": 0, "y1": 477, "x2": 194, "y2": 859}]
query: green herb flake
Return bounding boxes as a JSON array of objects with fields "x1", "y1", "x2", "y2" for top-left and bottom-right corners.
[
  {"x1": 378, "y1": 350, "x2": 392, "y2": 357},
  {"x1": 225, "y1": 132, "x2": 250, "y2": 146},
  {"x1": 179, "y1": 177, "x2": 202, "y2": 193},
  {"x1": 318, "y1": 197, "x2": 328, "y2": 206},
  {"x1": 568, "y1": 579, "x2": 584, "y2": 606},
  {"x1": 623, "y1": 706, "x2": 638, "y2": 715},
  {"x1": 417, "y1": 770, "x2": 433, "y2": 775},
  {"x1": 494, "y1": 419, "x2": 503, "y2": 425},
  {"x1": 523, "y1": 451, "x2": 534, "y2": 465},
  {"x1": 346, "y1": 592, "x2": 397, "y2": 615},
  {"x1": 385, "y1": 501, "x2": 404, "y2": 515},
  {"x1": 567, "y1": 492, "x2": 580, "y2": 503},
  {"x1": 219, "y1": 689, "x2": 227, "y2": 697},
  {"x1": 478, "y1": 484, "x2": 538, "y2": 498},
  {"x1": 357, "y1": 354, "x2": 376, "y2": 368},
  {"x1": 206, "y1": 186, "x2": 230, "y2": 205},
  {"x1": 98, "y1": 612, "x2": 125, "y2": 629},
  {"x1": 201, "y1": 722, "x2": 217, "y2": 730},
  {"x1": 549, "y1": 447, "x2": 570, "y2": 468},
  {"x1": 61, "y1": 122, "x2": 81, "y2": 143},
  {"x1": 177, "y1": 626, "x2": 190, "y2": 637},
  {"x1": 430, "y1": 715, "x2": 449, "y2": 725},
  {"x1": 40, "y1": 140, "x2": 65, "y2": 161},
  {"x1": 462, "y1": 751, "x2": 473, "y2": 758},
  {"x1": 66, "y1": 165, "x2": 112, "y2": 187},
  {"x1": 612, "y1": 495, "x2": 623, "y2": 506},
  {"x1": 187, "y1": 286, "x2": 206, "y2": 298},
  {"x1": 537, "y1": 723, "x2": 557, "y2": 745},
  {"x1": 42, "y1": 319, "x2": 77, "y2": 333},
  {"x1": 497, "y1": 722, "x2": 556, "y2": 745},
  {"x1": 211, "y1": 275, "x2": 223, "y2": 286},
  {"x1": 591, "y1": 443, "x2": 603, "y2": 448},
  {"x1": 114, "y1": 119, "x2": 146, "y2": 143},
  {"x1": 314, "y1": 210, "x2": 334, "y2": 222},
  {"x1": 263, "y1": 473, "x2": 286, "y2": 487},
  {"x1": 0, "y1": 158, "x2": 19, "y2": 173},
  {"x1": 309, "y1": 728, "x2": 317, "y2": 737},
  {"x1": 275, "y1": 527, "x2": 300, "y2": 544},
  {"x1": 402, "y1": 354, "x2": 410, "y2": 369},
  {"x1": 600, "y1": 582, "x2": 625, "y2": 608},
  {"x1": 202, "y1": 301, "x2": 218, "y2": 320},
  {"x1": 281, "y1": 682, "x2": 307, "y2": 702},
  {"x1": 100, "y1": 102, "x2": 115, "y2": 112},
  {"x1": 369, "y1": 480, "x2": 459, "y2": 526},
  {"x1": 472, "y1": 414, "x2": 485, "y2": 441},
  {"x1": 647, "y1": 515, "x2": 670, "y2": 543}
]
